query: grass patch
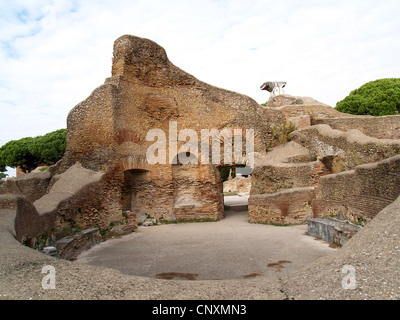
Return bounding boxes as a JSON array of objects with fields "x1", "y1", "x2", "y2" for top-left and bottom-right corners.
[
  {"x1": 223, "y1": 192, "x2": 238, "y2": 196},
  {"x1": 268, "y1": 121, "x2": 297, "y2": 150}
]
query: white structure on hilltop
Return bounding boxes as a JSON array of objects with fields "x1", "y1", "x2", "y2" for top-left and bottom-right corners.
[{"x1": 260, "y1": 81, "x2": 286, "y2": 97}]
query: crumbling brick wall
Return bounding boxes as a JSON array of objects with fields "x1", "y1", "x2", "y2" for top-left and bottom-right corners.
[
  {"x1": 249, "y1": 187, "x2": 315, "y2": 225},
  {"x1": 59, "y1": 34, "x2": 276, "y2": 223},
  {"x1": 312, "y1": 155, "x2": 400, "y2": 223},
  {"x1": 0, "y1": 194, "x2": 56, "y2": 244},
  {"x1": 250, "y1": 163, "x2": 314, "y2": 195}
]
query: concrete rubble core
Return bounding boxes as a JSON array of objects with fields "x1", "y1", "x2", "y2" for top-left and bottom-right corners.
[
  {"x1": 0, "y1": 34, "x2": 400, "y2": 300},
  {"x1": 33, "y1": 163, "x2": 104, "y2": 215}
]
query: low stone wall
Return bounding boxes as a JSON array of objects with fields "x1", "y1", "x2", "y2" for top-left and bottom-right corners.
[
  {"x1": 251, "y1": 163, "x2": 315, "y2": 195},
  {"x1": 290, "y1": 124, "x2": 400, "y2": 170},
  {"x1": 46, "y1": 175, "x2": 136, "y2": 233},
  {"x1": 312, "y1": 155, "x2": 400, "y2": 223},
  {"x1": 0, "y1": 194, "x2": 56, "y2": 244},
  {"x1": 248, "y1": 187, "x2": 315, "y2": 225},
  {"x1": 313, "y1": 115, "x2": 400, "y2": 140},
  {"x1": 277, "y1": 103, "x2": 350, "y2": 119}
]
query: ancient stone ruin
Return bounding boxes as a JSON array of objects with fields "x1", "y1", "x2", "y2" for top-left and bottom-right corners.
[
  {"x1": 1, "y1": 35, "x2": 280, "y2": 246},
  {"x1": 1, "y1": 34, "x2": 400, "y2": 247},
  {"x1": 0, "y1": 35, "x2": 400, "y2": 299}
]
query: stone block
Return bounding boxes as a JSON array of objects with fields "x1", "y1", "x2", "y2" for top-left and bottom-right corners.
[
  {"x1": 307, "y1": 218, "x2": 362, "y2": 246},
  {"x1": 42, "y1": 246, "x2": 59, "y2": 258}
]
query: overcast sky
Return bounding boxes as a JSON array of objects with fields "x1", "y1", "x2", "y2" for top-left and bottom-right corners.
[{"x1": 1, "y1": 0, "x2": 400, "y2": 175}]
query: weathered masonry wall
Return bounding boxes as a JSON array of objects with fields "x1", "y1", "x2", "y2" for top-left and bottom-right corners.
[
  {"x1": 64, "y1": 83, "x2": 119, "y2": 171},
  {"x1": 312, "y1": 155, "x2": 400, "y2": 223},
  {"x1": 249, "y1": 187, "x2": 315, "y2": 225},
  {"x1": 0, "y1": 169, "x2": 53, "y2": 203},
  {"x1": 313, "y1": 115, "x2": 400, "y2": 140},
  {"x1": 290, "y1": 124, "x2": 400, "y2": 171},
  {"x1": 248, "y1": 140, "x2": 316, "y2": 225},
  {"x1": 250, "y1": 163, "x2": 315, "y2": 195},
  {"x1": 172, "y1": 164, "x2": 224, "y2": 221},
  {"x1": 57, "y1": 34, "x2": 277, "y2": 224},
  {"x1": 0, "y1": 194, "x2": 56, "y2": 243}
]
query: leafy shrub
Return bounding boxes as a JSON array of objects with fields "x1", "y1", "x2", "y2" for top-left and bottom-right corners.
[{"x1": 335, "y1": 78, "x2": 400, "y2": 116}]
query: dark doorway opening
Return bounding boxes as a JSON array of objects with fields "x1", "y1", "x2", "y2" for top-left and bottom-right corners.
[{"x1": 122, "y1": 169, "x2": 149, "y2": 214}]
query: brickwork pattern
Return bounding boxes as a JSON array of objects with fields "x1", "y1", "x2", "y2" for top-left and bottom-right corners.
[
  {"x1": 312, "y1": 155, "x2": 400, "y2": 223},
  {"x1": 249, "y1": 187, "x2": 315, "y2": 225}
]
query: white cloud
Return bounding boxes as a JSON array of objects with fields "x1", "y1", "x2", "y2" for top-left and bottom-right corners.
[{"x1": 1, "y1": 0, "x2": 400, "y2": 175}]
